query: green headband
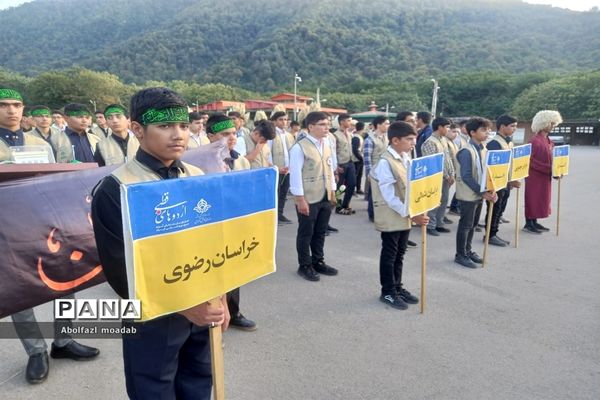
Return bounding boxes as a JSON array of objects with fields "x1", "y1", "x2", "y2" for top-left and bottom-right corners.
[
  {"x1": 31, "y1": 108, "x2": 51, "y2": 117},
  {"x1": 141, "y1": 107, "x2": 189, "y2": 126},
  {"x1": 65, "y1": 110, "x2": 91, "y2": 117},
  {"x1": 0, "y1": 88, "x2": 23, "y2": 102},
  {"x1": 210, "y1": 119, "x2": 235, "y2": 134},
  {"x1": 104, "y1": 106, "x2": 127, "y2": 117}
]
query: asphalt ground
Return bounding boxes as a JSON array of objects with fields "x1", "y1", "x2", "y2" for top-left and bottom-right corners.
[{"x1": 1, "y1": 146, "x2": 599, "y2": 400}]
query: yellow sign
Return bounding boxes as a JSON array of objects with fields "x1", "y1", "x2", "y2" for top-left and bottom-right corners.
[
  {"x1": 552, "y1": 145, "x2": 570, "y2": 177},
  {"x1": 510, "y1": 144, "x2": 531, "y2": 181},
  {"x1": 408, "y1": 153, "x2": 444, "y2": 216}
]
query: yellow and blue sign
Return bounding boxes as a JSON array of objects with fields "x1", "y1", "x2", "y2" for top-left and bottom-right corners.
[
  {"x1": 552, "y1": 145, "x2": 570, "y2": 177},
  {"x1": 408, "y1": 153, "x2": 444, "y2": 217},
  {"x1": 482, "y1": 149, "x2": 511, "y2": 191},
  {"x1": 121, "y1": 168, "x2": 278, "y2": 321},
  {"x1": 511, "y1": 144, "x2": 531, "y2": 181}
]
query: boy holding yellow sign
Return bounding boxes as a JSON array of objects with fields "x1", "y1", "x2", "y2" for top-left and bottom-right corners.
[{"x1": 371, "y1": 121, "x2": 429, "y2": 310}]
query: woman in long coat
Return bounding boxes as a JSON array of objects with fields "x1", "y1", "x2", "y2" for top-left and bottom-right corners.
[{"x1": 524, "y1": 110, "x2": 563, "y2": 234}]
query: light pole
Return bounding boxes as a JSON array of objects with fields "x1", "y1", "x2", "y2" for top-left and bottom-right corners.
[
  {"x1": 89, "y1": 99, "x2": 97, "y2": 113},
  {"x1": 430, "y1": 79, "x2": 440, "y2": 117},
  {"x1": 294, "y1": 73, "x2": 302, "y2": 121}
]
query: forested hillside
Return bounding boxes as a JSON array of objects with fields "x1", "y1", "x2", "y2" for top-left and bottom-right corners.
[{"x1": 1, "y1": 0, "x2": 599, "y2": 91}]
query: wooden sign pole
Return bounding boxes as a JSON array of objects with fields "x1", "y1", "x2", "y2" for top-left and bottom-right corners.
[
  {"x1": 482, "y1": 200, "x2": 493, "y2": 268},
  {"x1": 514, "y1": 187, "x2": 520, "y2": 248},
  {"x1": 420, "y1": 224, "x2": 427, "y2": 314},
  {"x1": 208, "y1": 298, "x2": 225, "y2": 400},
  {"x1": 556, "y1": 177, "x2": 562, "y2": 236}
]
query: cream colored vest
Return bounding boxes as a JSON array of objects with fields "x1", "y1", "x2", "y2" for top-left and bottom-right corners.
[
  {"x1": 271, "y1": 131, "x2": 294, "y2": 168},
  {"x1": 455, "y1": 145, "x2": 484, "y2": 202},
  {"x1": 187, "y1": 134, "x2": 210, "y2": 149},
  {"x1": 96, "y1": 134, "x2": 140, "y2": 166},
  {"x1": 351, "y1": 133, "x2": 364, "y2": 163},
  {"x1": 28, "y1": 127, "x2": 74, "y2": 163},
  {"x1": 233, "y1": 155, "x2": 250, "y2": 171},
  {"x1": 243, "y1": 132, "x2": 271, "y2": 169},
  {"x1": 331, "y1": 129, "x2": 352, "y2": 164},
  {"x1": 368, "y1": 132, "x2": 388, "y2": 167},
  {"x1": 370, "y1": 151, "x2": 411, "y2": 232},
  {"x1": 112, "y1": 158, "x2": 203, "y2": 185},
  {"x1": 296, "y1": 137, "x2": 335, "y2": 204},
  {"x1": 446, "y1": 137, "x2": 459, "y2": 174},
  {"x1": 0, "y1": 133, "x2": 53, "y2": 162},
  {"x1": 490, "y1": 135, "x2": 514, "y2": 150}
]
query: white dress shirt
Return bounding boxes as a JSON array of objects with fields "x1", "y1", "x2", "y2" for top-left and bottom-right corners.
[
  {"x1": 372, "y1": 146, "x2": 410, "y2": 217},
  {"x1": 289, "y1": 133, "x2": 337, "y2": 196}
]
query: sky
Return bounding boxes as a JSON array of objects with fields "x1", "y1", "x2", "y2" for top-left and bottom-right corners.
[{"x1": 1, "y1": 0, "x2": 599, "y2": 11}]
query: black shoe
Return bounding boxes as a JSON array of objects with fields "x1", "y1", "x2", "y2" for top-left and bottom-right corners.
[
  {"x1": 278, "y1": 215, "x2": 292, "y2": 225},
  {"x1": 397, "y1": 286, "x2": 419, "y2": 304},
  {"x1": 356, "y1": 190, "x2": 365, "y2": 195},
  {"x1": 487, "y1": 236, "x2": 508, "y2": 247},
  {"x1": 435, "y1": 226, "x2": 451, "y2": 233},
  {"x1": 474, "y1": 226, "x2": 482, "y2": 232},
  {"x1": 230, "y1": 313, "x2": 257, "y2": 332},
  {"x1": 448, "y1": 208, "x2": 460, "y2": 216},
  {"x1": 297, "y1": 265, "x2": 320, "y2": 281},
  {"x1": 426, "y1": 228, "x2": 440, "y2": 236},
  {"x1": 327, "y1": 225, "x2": 338, "y2": 232},
  {"x1": 454, "y1": 255, "x2": 478, "y2": 269},
  {"x1": 26, "y1": 351, "x2": 49, "y2": 384},
  {"x1": 500, "y1": 217, "x2": 510, "y2": 224},
  {"x1": 533, "y1": 222, "x2": 550, "y2": 231},
  {"x1": 50, "y1": 341, "x2": 99, "y2": 361},
  {"x1": 477, "y1": 223, "x2": 486, "y2": 228},
  {"x1": 498, "y1": 236, "x2": 511, "y2": 245},
  {"x1": 324, "y1": 230, "x2": 330, "y2": 236},
  {"x1": 313, "y1": 261, "x2": 338, "y2": 276},
  {"x1": 443, "y1": 217, "x2": 453, "y2": 224},
  {"x1": 523, "y1": 224, "x2": 542, "y2": 234},
  {"x1": 379, "y1": 294, "x2": 408, "y2": 310},
  {"x1": 468, "y1": 251, "x2": 483, "y2": 264},
  {"x1": 406, "y1": 240, "x2": 417, "y2": 248}
]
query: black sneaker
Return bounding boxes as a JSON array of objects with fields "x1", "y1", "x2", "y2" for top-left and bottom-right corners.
[
  {"x1": 435, "y1": 226, "x2": 451, "y2": 233},
  {"x1": 454, "y1": 255, "x2": 478, "y2": 269},
  {"x1": 443, "y1": 217, "x2": 453, "y2": 224},
  {"x1": 230, "y1": 313, "x2": 257, "y2": 332},
  {"x1": 313, "y1": 261, "x2": 338, "y2": 276},
  {"x1": 427, "y1": 228, "x2": 440, "y2": 236},
  {"x1": 498, "y1": 236, "x2": 511, "y2": 245},
  {"x1": 298, "y1": 265, "x2": 320, "y2": 281},
  {"x1": 487, "y1": 236, "x2": 508, "y2": 247},
  {"x1": 278, "y1": 215, "x2": 292, "y2": 225},
  {"x1": 523, "y1": 224, "x2": 542, "y2": 234},
  {"x1": 468, "y1": 251, "x2": 483, "y2": 264},
  {"x1": 406, "y1": 240, "x2": 417, "y2": 248},
  {"x1": 380, "y1": 294, "x2": 408, "y2": 310},
  {"x1": 474, "y1": 226, "x2": 483, "y2": 232},
  {"x1": 533, "y1": 222, "x2": 550, "y2": 232},
  {"x1": 327, "y1": 225, "x2": 339, "y2": 232},
  {"x1": 397, "y1": 286, "x2": 419, "y2": 304},
  {"x1": 500, "y1": 217, "x2": 510, "y2": 224},
  {"x1": 448, "y1": 208, "x2": 460, "y2": 216}
]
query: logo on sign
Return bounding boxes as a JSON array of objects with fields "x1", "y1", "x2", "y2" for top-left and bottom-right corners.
[{"x1": 154, "y1": 192, "x2": 189, "y2": 232}]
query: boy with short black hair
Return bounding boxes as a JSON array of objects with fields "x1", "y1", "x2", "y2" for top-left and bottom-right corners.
[
  {"x1": 29, "y1": 105, "x2": 73, "y2": 162},
  {"x1": 371, "y1": 121, "x2": 429, "y2": 309},
  {"x1": 454, "y1": 117, "x2": 498, "y2": 269},
  {"x1": 94, "y1": 104, "x2": 139, "y2": 166},
  {"x1": 63, "y1": 103, "x2": 100, "y2": 163}
]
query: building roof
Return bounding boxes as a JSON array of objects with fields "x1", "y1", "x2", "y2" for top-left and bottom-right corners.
[{"x1": 271, "y1": 93, "x2": 313, "y2": 102}]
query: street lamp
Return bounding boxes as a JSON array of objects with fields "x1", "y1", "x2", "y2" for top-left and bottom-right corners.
[
  {"x1": 293, "y1": 73, "x2": 302, "y2": 121},
  {"x1": 89, "y1": 99, "x2": 97, "y2": 113},
  {"x1": 430, "y1": 79, "x2": 440, "y2": 117}
]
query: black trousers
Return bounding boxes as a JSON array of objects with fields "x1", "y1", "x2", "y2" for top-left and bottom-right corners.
[
  {"x1": 296, "y1": 197, "x2": 333, "y2": 267},
  {"x1": 485, "y1": 188, "x2": 510, "y2": 237},
  {"x1": 338, "y1": 162, "x2": 356, "y2": 208},
  {"x1": 354, "y1": 160, "x2": 364, "y2": 192},
  {"x1": 278, "y1": 173, "x2": 291, "y2": 217},
  {"x1": 122, "y1": 314, "x2": 212, "y2": 400},
  {"x1": 379, "y1": 230, "x2": 410, "y2": 296},
  {"x1": 456, "y1": 200, "x2": 483, "y2": 257},
  {"x1": 227, "y1": 288, "x2": 241, "y2": 317}
]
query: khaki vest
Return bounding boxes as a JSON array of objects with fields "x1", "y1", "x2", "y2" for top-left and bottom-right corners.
[
  {"x1": 96, "y1": 134, "x2": 140, "y2": 166},
  {"x1": 331, "y1": 129, "x2": 352, "y2": 165},
  {"x1": 455, "y1": 145, "x2": 484, "y2": 202},
  {"x1": 233, "y1": 155, "x2": 250, "y2": 171},
  {"x1": 90, "y1": 126, "x2": 111, "y2": 139},
  {"x1": 370, "y1": 151, "x2": 411, "y2": 232},
  {"x1": 447, "y1": 137, "x2": 459, "y2": 174},
  {"x1": 271, "y1": 131, "x2": 294, "y2": 168},
  {"x1": 0, "y1": 133, "x2": 53, "y2": 162},
  {"x1": 187, "y1": 134, "x2": 210, "y2": 149},
  {"x1": 244, "y1": 132, "x2": 271, "y2": 169},
  {"x1": 28, "y1": 127, "x2": 73, "y2": 163},
  {"x1": 458, "y1": 134, "x2": 470, "y2": 149},
  {"x1": 368, "y1": 132, "x2": 388, "y2": 167},
  {"x1": 112, "y1": 158, "x2": 203, "y2": 185},
  {"x1": 296, "y1": 137, "x2": 335, "y2": 204},
  {"x1": 490, "y1": 135, "x2": 514, "y2": 151},
  {"x1": 351, "y1": 133, "x2": 364, "y2": 162}
]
